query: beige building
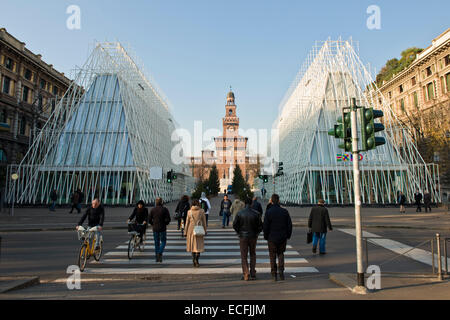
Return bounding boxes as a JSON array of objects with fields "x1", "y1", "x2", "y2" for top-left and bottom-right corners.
[
  {"x1": 376, "y1": 28, "x2": 450, "y2": 191},
  {"x1": 0, "y1": 28, "x2": 71, "y2": 189}
]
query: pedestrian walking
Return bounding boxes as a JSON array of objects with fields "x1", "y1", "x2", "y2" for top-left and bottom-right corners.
[
  {"x1": 233, "y1": 196, "x2": 263, "y2": 281},
  {"x1": 263, "y1": 194, "x2": 292, "y2": 281},
  {"x1": 308, "y1": 199, "x2": 333, "y2": 254},
  {"x1": 230, "y1": 197, "x2": 245, "y2": 223},
  {"x1": 184, "y1": 199, "x2": 207, "y2": 267},
  {"x1": 199, "y1": 192, "x2": 211, "y2": 226},
  {"x1": 175, "y1": 195, "x2": 191, "y2": 235},
  {"x1": 69, "y1": 189, "x2": 81, "y2": 214},
  {"x1": 251, "y1": 196, "x2": 263, "y2": 217},
  {"x1": 265, "y1": 198, "x2": 273, "y2": 213},
  {"x1": 399, "y1": 191, "x2": 406, "y2": 213},
  {"x1": 77, "y1": 199, "x2": 105, "y2": 249},
  {"x1": 423, "y1": 190, "x2": 432, "y2": 213},
  {"x1": 149, "y1": 197, "x2": 171, "y2": 263},
  {"x1": 414, "y1": 189, "x2": 423, "y2": 212},
  {"x1": 127, "y1": 200, "x2": 148, "y2": 242},
  {"x1": 220, "y1": 194, "x2": 232, "y2": 228},
  {"x1": 49, "y1": 189, "x2": 58, "y2": 212}
]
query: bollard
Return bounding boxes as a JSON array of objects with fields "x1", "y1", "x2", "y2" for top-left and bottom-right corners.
[
  {"x1": 445, "y1": 239, "x2": 448, "y2": 276},
  {"x1": 431, "y1": 239, "x2": 435, "y2": 275},
  {"x1": 436, "y1": 234, "x2": 443, "y2": 281}
]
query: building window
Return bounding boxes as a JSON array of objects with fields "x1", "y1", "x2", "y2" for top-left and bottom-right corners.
[
  {"x1": 0, "y1": 110, "x2": 7, "y2": 123},
  {"x1": 400, "y1": 99, "x2": 405, "y2": 113},
  {"x1": 52, "y1": 85, "x2": 58, "y2": 96},
  {"x1": 411, "y1": 76, "x2": 416, "y2": 86},
  {"x1": 426, "y1": 66, "x2": 432, "y2": 77},
  {"x1": 426, "y1": 82, "x2": 434, "y2": 100},
  {"x1": 24, "y1": 68, "x2": 32, "y2": 81},
  {"x1": 399, "y1": 85, "x2": 403, "y2": 93},
  {"x1": 0, "y1": 149, "x2": 7, "y2": 163},
  {"x1": 22, "y1": 86, "x2": 30, "y2": 103},
  {"x1": 445, "y1": 55, "x2": 450, "y2": 67},
  {"x1": 19, "y1": 117, "x2": 26, "y2": 135},
  {"x1": 446, "y1": 73, "x2": 450, "y2": 93},
  {"x1": 40, "y1": 79, "x2": 46, "y2": 90},
  {"x1": 413, "y1": 92, "x2": 418, "y2": 108},
  {"x1": 388, "y1": 91, "x2": 392, "y2": 99},
  {"x1": 2, "y1": 76, "x2": 11, "y2": 95},
  {"x1": 5, "y1": 57, "x2": 13, "y2": 70},
  {"x1": 38, "y1": 95, "x2": 43, "y2": 110}
]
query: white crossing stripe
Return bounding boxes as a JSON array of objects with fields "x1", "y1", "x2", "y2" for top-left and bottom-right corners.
[
  {"x1": 339, "y1": 229, "x2": 450, "y2": 267},
  {"x1": 116, "y1": 245, "x2": 291, "y2": 250},
  {"x1": 105, "y1": 251, "x2": 300, "y2": 257},
  {"x1": 84, "y1": 267, "x2": 319, "y2": 275},
  {"x1": 97, "y1": 257, "x2": 308, "y2": 265},
  {"x1": 123, "y1": 240, "x2": 268, "y2": 244}
]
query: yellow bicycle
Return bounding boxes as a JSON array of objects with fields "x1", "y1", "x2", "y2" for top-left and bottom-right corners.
[{"x1": 77, "y1": 226, "x2": 103, "y2": 272}]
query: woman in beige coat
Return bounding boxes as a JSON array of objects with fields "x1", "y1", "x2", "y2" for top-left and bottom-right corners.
[{"x1": 184, "y1": 199, "x2": 207, "y2": 267}]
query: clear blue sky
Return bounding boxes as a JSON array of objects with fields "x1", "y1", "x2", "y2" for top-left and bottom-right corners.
[{"x1": 1, "y1": 1, "x2": 449, "y2": 156}]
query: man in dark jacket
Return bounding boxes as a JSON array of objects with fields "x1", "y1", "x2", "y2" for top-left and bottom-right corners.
[
  {"x1": 220, "y1": 194, "x2": 232, "y2": 228},
  {"x1": 263, "y1": 194, "x2": 292, "y2": 281},
  {"x1": 414, "y1": 189, "x2": 423, "y2": 212},
  {"x1": 49, "y1": 189, "x2": 58, "y2": 212},
  {"x1": 69, "y1": 190, "x2": 81, "y2": 214},
  {"x1": 423, "y1": 190, "x2": 432, "y2": 213},
  {"x1": 77, "y1": 199, "x2": 105, "y2": 249},
  {"x1": 233, "y1": 196, "x2": 263, "y2": 281},
  {"x1": 308, "y1": 199, "x2": 332, "y2": 254},
  {"x1": 149, "y1": 197, "x2": 171, "y2": 262},
  {"x1": 251, "y1": 196, "x2": 263, "y2": 217}
]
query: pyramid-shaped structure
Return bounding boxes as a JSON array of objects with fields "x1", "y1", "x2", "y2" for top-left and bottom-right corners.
[
  {"x1": 7, "y1": 43, "x2": 191, "y2": 205},
  {"x1": 274, "y1": 39, "x2": 440, "y2": 204}
]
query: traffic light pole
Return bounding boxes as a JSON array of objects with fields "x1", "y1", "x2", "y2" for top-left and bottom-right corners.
[{"x1": 350, "y1": 98, "x2": 367, "y2": 294}]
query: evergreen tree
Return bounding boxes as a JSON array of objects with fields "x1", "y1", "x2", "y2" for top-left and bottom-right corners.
[
  {"x1": 207, "y1": 164, "x2": 220, "y2": 196},
  {"x1": 231, "y1": 165, "x2": 254, "y2": 201},
  {"x1": 192, "y1": 181, "x2": 207, "y2": 199}
]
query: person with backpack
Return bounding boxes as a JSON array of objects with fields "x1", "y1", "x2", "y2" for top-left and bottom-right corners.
[
  {"x1": 69, "y1": 189, "x2": 81, "y2": 214},
  {"x1": 199, "y1": 192, "x2": 211, "y2": 226},
  {"x1": 175, "y1": 195, "x2": 191, "y2": 236}
]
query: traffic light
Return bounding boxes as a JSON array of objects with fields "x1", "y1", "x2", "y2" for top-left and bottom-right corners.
[
  {"x1": 263, "y1": 175, "x2": 268, "y2": 183},
  {"x1": 359, "y1": 107, "x2": 386, "y2": 151},
  {"x1": 276, "y1": 162, "x2": 284, "y2": 177},
  {"x1": 167, "y1": 170, "x2": 172, "y2": 183},
  {"x1": 172, "y1": 171, "x2": 177, "y2": 180},
  {"x1": 328, "y1": 111, "x2": 352, "y2": 152}
]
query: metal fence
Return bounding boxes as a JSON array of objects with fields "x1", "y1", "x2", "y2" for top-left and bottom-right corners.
[{"x1": 363, "y1": 233, "x2": 448, "y2": 280}]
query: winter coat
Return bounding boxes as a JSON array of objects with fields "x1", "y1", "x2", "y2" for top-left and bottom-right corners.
[
  {"x1": 175, "y1": 200, "x2": 191, "y2": 221},
  {"x1": 129, "y1": 207, "x2": 149, "y2": 225},
  {"x1": 251, "y1": 200, "x2": 263, "y2": 216},
  {"x1": 184, "y1": 206, "x2": 207, "y2": 253},
  {"x1": 149, "y1": 205, "x2": 171, "y2": 232},
  {"x1": 220, "y1": 199, "x2": 232, "y2": 216},
  {"x1": 233, "y1": 205, "x2": 263, "y2": 239},
  {"x1": 399, "y1": 195, "x2": 406, "y2": 205},
  {"x1": 414, "y1": 193, "x2": 423, "y2": 204},
  {"x1": 50, "y1": 191, "x2": 58, "y2": 201},
  {"x1": 308, "y1": 205, "x2": 333, "y2": 233},
  {"x1": 263, "y1": 204, "x2": 292, "y2": 244},
  {"x1": 423, "y1": 193, "x2": 431, "y2": 205},
  {"x1": 230, "y1": 199, "x2": 245, "y2": 222},
  {"x1": 78, "y1": 205, "x2": 105, "y2": 227}
]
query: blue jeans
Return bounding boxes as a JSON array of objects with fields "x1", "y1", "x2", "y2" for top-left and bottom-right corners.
[
  {"x1": 312, "y1": 232, "x2": 327, "y2": 253},
  {"x1": 49, "y1": 202, "x2": 56, "y2": 211},
  {"x1": 153, "y1": 232, "x2": 167, "y2": 255},
  {"x1": 222, "y1": 211, "x2": 230, "y2": 226}
]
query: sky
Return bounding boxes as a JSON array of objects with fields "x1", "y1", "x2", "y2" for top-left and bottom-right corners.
[{"x1": 1, "y1": 0, "x2": 449, "y2": 156}]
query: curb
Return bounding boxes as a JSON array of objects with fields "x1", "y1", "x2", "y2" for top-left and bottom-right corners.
[{"x1": 0, "y1": 276, "x2": 40, "y2": 293}]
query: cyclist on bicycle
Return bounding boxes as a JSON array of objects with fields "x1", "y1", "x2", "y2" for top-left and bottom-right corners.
[
  {"x1": 76, "y1": 198, "x2": 105, "y2": 249},
  {"x1": 127, "y1": 200, "x2": 148, "y2": 243}
]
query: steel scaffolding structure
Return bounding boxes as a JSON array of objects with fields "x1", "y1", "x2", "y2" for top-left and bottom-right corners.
[
  {"x1": 6, "y1": 42, "x2": 192, "y2": 205},
  {"x1": 274, "y1": 39, "x2": 441, "y2": 205}
]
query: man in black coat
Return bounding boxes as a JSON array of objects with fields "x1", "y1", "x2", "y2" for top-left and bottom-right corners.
[
  {"x1": 77, "y1": 199, "x2": 105, "y2": 249},
  {"x1": 233, "y1": 196, "x2": 263, "y2": 281},
  {"x1": 423, "y1": 190, "x2": 431, "y2": 213},
  {"x1": 308, "y1": 199, "x2": 332, "y2": 254},
  {"x1": 251, "y1": 196, "x2": 263, "y2": 217},
  {"x1": 263, "y1": 194, "x2": 292, "y2": 281},
  {"x1": 149, "y1": 197, "x2": 171, "y2": 262},
  {"x1": 414, "y1": 189, "x2": 423, "y2": 212}
]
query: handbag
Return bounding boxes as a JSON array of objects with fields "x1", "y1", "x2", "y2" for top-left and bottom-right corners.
[
  {"x1": 193, "y1": 220, "x2": 205, "y2": 236},
  {"x1": 174, "y1": 211, "x2": 182, "y2": 220},
  {"x1": 307, "y1": 231, "x2": 313, "y2": 244}
]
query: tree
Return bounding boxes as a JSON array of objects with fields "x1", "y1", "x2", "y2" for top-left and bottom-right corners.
[
  {"x1": 207, "y1": 164, "x2": 220, "y2": 196},
  {"x1": 232, "y1": 165, "x2": 254, "y2": 201},
  {"x1": 192, "y1": 180, "x2": 207, "y2": 200}
]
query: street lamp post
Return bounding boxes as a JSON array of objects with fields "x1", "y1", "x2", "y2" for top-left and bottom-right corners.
[{"x1": 10, "y1": 173, "x2": 19, "y2": 217}]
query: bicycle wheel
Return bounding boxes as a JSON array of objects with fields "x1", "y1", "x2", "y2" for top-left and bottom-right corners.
[
  {"x1": 78, "y1": 244, "x2": 88, "y2": 272},
  {"x1": 128, "y1": 235, "x2": 136, "y2": 259},
  {"x1": 139, "y1": 233, "x2": 146, "y2": 252},
  {"x1": 94, "y1": 238, "x2": 103, "y2": 261}
]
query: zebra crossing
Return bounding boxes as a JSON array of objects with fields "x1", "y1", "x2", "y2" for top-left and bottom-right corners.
[{"x1": 84, "y1": 228, "x2": 319, "y2": 275}]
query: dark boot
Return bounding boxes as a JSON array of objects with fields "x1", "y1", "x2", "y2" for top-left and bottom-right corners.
[
  {"x1": 195, "y1": 253, "x2": 200, "y2": 267},
  {"x1": 272, "y1": 273, "x2": 277, "y2": 282},
  {"x1": 192, "y1": 253, "x2": 197, "y2": 267},
  {"x1": 279, "y1": 272, "x2": 285, "y2": 281},
  {"x1": 159, "y1": 253, "x2": 163, "y2": 263}
]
